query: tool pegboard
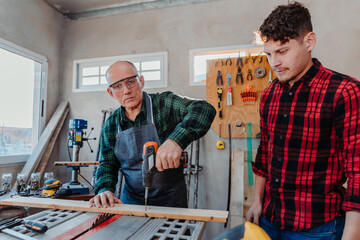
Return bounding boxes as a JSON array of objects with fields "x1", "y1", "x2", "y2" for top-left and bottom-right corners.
[{"x1": 206, "y1": 56, "x2": 277, "y2": 138}]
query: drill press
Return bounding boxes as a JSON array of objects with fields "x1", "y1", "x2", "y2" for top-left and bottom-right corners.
[{"x1": 61, "y1": 119, "x2": 95, "y2": 194}]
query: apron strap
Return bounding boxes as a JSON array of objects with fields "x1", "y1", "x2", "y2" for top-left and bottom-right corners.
[{"x1": 118, "y1": 92, "x2": 153, "y2": 132}]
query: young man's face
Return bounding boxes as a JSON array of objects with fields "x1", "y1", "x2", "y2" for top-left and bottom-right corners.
[{"x1": 264, "y1": 33, "x2": 315, "y2": 86}]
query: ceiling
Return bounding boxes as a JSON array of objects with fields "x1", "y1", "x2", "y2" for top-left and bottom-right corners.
[{"x1": 44, "y1": 0, "x2": 217, "y2": 20}]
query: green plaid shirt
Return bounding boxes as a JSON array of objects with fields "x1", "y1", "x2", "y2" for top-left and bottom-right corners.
[{"x1": 95, "y1": 91, "x2": 216, "y2": 194}]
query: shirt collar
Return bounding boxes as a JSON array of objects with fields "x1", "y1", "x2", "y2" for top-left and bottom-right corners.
[{"x1": 276, "y1": 58, "x2": 322, "y2": 88}]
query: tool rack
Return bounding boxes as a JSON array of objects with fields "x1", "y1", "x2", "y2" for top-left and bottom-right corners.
[{"x1": 206, "y1": 55, "x2": 276, "y2": 138}]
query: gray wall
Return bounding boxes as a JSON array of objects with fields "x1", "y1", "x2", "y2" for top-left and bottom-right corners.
[
  {"x1": 1, "y1": 0, "x2": 359, "y2": 238},
  {"x1": 59, "y1": 0, "x2": 360, "y2": 237},
  {"x1": 0, "y1": 0, "x2": 64, "y2": 187}
]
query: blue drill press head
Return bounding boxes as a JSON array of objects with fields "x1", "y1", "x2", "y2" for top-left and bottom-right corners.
[{"x1": 68, "y1": 119, "x2": 87, "y2": 148}]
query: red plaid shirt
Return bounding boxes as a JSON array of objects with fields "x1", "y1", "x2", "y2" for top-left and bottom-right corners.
[{"x1": 253, "y1": 59, "x2": 360, "y2": 231}]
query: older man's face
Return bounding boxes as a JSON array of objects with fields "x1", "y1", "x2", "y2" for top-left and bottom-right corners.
[{"x1": 106, "y1": 62, "x2": 144, "y2": 110}]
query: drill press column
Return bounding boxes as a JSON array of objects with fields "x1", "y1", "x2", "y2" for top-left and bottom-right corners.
[{"x1": 61, "y1": 119, "x2": 93, "y2": 194}]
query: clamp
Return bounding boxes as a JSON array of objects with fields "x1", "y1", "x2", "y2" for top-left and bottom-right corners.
[
  {"x1": 225, "y1": 57, "x2": 232, "y2": 66},
  {"x1": 216, "y1": 70, "x2": 223, "y2": 85},
  {"x1": 236, "y1": 67, "x2": 243, "y2": 85},
  {"x1": 247, "y1": 69, "x2": 253, "y2": 81}
]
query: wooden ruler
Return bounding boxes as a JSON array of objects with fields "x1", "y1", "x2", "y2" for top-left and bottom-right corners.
[{"x1": 1, "y1": 197, "x2": 228, "y2": 223}]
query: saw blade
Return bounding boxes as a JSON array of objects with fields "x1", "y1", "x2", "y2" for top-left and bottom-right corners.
[{"x1": 89, "y1": 213, "x2": 115, "y2": 230}]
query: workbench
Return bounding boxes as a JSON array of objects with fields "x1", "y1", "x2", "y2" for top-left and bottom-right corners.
[{"x1": 0, "y1": 208, "x2": 206, "y2": 239}]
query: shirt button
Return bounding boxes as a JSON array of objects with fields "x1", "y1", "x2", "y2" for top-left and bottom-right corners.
[
  {"x1": 277, "y1": 158, "x2": 282, "y2": 162},
  {"x1": 279, "y1": 136, "x2": 284, "y2": 140},
  {"x1": 289, "y1": 92, "x2": 293, "y2": 96},
  {"x1": 275, "y1": 179, "x2": 280, "y2": 183},
  {"x1": 284, "y1": 114, "x2": 288, "y2": 118}
]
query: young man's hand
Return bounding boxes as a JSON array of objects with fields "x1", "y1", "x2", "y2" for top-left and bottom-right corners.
[{"x1": 246, "y1": 200, "x2": 263, "y2": 225}]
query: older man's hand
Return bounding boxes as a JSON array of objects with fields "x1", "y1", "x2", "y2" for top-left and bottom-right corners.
[
  {"x1": 89, "y1": 191, "x2": 122, "y2": 208},
  {"x1": 156, "y1": 139, "x2": 183, "y2": 172}
]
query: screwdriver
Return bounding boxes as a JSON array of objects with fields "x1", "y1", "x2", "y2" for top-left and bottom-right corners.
[{"x1": 15, "y1": 219, "x2": 48, "y2": 233}]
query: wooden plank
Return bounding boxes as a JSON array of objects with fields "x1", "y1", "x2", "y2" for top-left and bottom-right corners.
[
  {"x1": 229, "y1": 149, "x2": 244, "y2": 228},
  {"x1": 54, "y1": 162, "x2": 99, "y2": 166},
  {"x1": 15, "y1": 101, "x2": 69, "y2": 187},
  {"x1": 1, "y1": 197, "x2": 228, "y2": 223},
  {"x1": 35, "y1": 107, "x2": 69, "y2": 180}
]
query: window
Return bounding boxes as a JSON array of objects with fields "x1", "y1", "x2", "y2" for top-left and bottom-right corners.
[
  {"x1": 0, "y1": 38, "x2": 48, "y2": 164},
  {"x1": 73, "y1": 52, "x2": 168, "y2": 92},
  {"x1": 189, "y1": 44, "x2": 264, "y2": 86}
]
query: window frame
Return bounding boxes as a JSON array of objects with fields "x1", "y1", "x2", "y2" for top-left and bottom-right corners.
[
  {"x1": 0, "y1": 37, "x2": 48, "y2": 164},
  {"x1": 73, "y1": 51, "x2": 168, "y2": 92},
  {"x1": 189, "y1": 44, "x2": 263, "y2": 86}
]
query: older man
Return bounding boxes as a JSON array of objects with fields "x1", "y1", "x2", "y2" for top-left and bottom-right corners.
[{"x1": 89, "y1": 61, "x2": 215, "y2": 208}]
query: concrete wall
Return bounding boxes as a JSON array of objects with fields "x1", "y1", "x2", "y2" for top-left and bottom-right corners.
[
  {"x1": 59, "y1": 0, "x2": 360, "y2": 237},
  {"x1": 0, "y1": 0, "x2": 64, "y2": 187}
]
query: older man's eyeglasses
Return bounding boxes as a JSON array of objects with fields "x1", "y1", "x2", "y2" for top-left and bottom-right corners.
[{"x1": 110, "y1": 75, "x2": 138, "y2": 92}]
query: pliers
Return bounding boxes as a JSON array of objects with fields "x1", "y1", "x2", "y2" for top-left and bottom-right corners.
[
  {"x1": 215, "y1": 58, "x2": 223, "y2": 67},
  {"x1": 225, "y1": 57, "x2": 232, "y2": 66},
  {"x1": 236, "y1": 54, "x2": 243, "y2": 67},
  {"x1": 216, "y1": 70, "x2": 223, "y2": 85},
  {"x1": 236, "y1": 67, "x2": 243, "y2": 85},
  {"x1": 247, "y1": 69, "x2": 253, "y2": 81}
]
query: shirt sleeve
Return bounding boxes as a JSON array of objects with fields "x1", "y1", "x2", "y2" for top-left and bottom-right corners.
[
  {"x1": 94, "y1": 117, "x2": 121, "y2": 195},
  {"x1": 335, "y1": 81, "x2": 360, "y2": 212},
  {"x1": 162, "y1": 92, "x2": 216, "y2": 150},
  {"x1": 252, "y1": 90, "x2": 269, "y2": 178}
]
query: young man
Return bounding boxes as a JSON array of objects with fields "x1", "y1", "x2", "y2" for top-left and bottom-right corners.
[
  {"x1": 89, "y1": 61, "x2": 215, "y2": 209},
  {"x1": 246, "y1": 2, "x2": 360, "y2": 240}
]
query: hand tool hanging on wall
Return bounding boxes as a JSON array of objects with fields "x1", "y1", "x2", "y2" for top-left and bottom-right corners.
[
  {"x1": 92, "y1": 109, "x2": 110, "y2": 187},
  {"x1": 227, "y1": 73, "x2": 232, "y2": 105},
  {"x1": 217, "y1": 122, "x2": 225, "y2": 150},
  {"x1": 224, "y1": 123, "x2": 232, "y2": 228},
  {"x1": 194, "y1": 139, "x2": 200, "y2": 209},
  {"x1": 236, "y1": 67, "x2": 243, "y2": 85},
  {"x1": 226, "y1": 57, "x2": 232, "y2": 66},
  {"x1": 258, "y1": 55, "x2": 263, "y2": 63},
  {"x1": 215, "y1": 58, "x2": 223, "y2": 67},
  {"x1": 217, "y1": 71, "x2": 223, "y2": 86},
  {"x1": 186, "y1": 142, "x2": 193, "y2": 205},
  {"x1": 233, "y1": 122, "x2": 246, "y2": 136},
  {"x1": 236, "y1": 53, "x2": 243, "y2": 67},
  {"x1": 246, "y1": 123, "x2": 254, "y2": 186},
  {"x1": 268, "y1": 69, "x2": 272, "y2": 83},
  {"x1": 247, "y1": 70, "x2": 253, "y2": 81},
  {"x1": 254, "y1": 67, "x2": 266, "y2": 79},
  {"x1": 217, "y1": 88, "x2": 223, "y2": 119}
]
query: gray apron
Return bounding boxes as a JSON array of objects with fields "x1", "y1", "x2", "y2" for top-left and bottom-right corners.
[{"x1": 115, "y1": 92, "x2": 187, "y2": 208}]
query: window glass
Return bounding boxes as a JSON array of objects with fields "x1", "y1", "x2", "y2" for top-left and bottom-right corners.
[
  {"x1": 142, "y1": 61, "x2": 161, "y2": 71},
  {"x1": 142, "y1": 71, "x2": 161, "y2": 81},
  {"x1": 82, "y1": 67, "x2": 99, "y2": 76},
  {"x1": 73, "y1": 52, "x2": 167, "y2": 92},
  {"x1": 0, "y1": 40, "x2": 47, "y2": 164}
]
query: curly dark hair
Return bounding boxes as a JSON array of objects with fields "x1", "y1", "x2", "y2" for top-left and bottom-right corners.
[{"x1": 259, "y1": 1, "x2": 312, "y2": 43}]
